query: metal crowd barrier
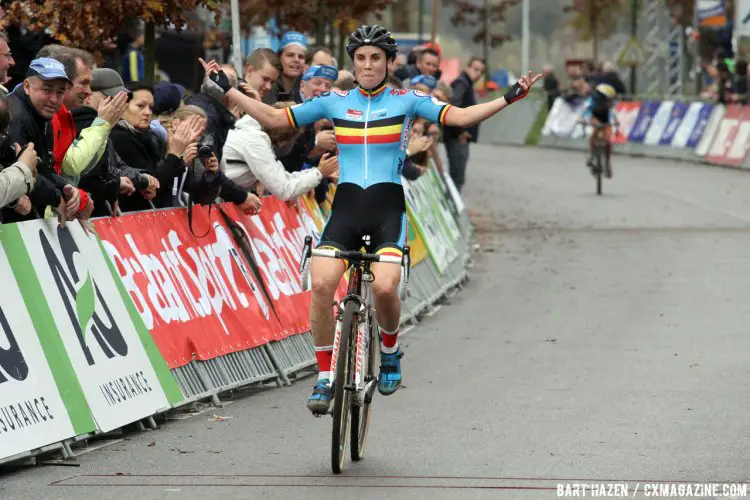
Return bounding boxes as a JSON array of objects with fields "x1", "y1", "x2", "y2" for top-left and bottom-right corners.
[
  {"x1": 1, "y1": 184, "x2": 474, "y2": 468},
  {"x1": 164, "y1": 192, "x2": 474, "y2": 403}
]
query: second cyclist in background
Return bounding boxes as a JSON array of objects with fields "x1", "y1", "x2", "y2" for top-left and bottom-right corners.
[{"x1": 581, "y1": 83, "x2": 619, "y2": 178}]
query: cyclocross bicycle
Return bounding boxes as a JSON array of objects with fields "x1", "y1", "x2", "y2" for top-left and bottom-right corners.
[
  {"x1": 591, "y1": 123, "x2": 612, "y2": 196},
  {"x1": 299, "y1": 236, "x2": 410, "y2": 474}
]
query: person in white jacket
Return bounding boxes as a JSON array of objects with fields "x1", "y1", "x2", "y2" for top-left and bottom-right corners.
[
  {"x1": 222, "y1": 102, "x2": 338, "y2": 200},
  {"x1": 222, "y1": 61, "x2": 339, "y2": 200}
]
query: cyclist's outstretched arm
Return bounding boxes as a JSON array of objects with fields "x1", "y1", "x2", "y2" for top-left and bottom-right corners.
[
  {"x1": 199, "y1": 58, "x2": 289, "y2": 130},
  {"x1": 225, "y1": 88, "x2": 290, "y2": 129},
  {"x1": 443, "y1": 71, "x2": 542, "y2": 128}
]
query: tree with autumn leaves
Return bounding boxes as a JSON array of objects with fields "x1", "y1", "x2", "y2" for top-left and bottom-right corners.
[
  {"x1": 238, "y1": 0, "x2": 393, "y2": 64},
  {"x1": 564, "y1": 0, "x2": 628, "y2": 63},
  {"x1": 0, "y1": 0, "x2": 394, "y2": 83}
]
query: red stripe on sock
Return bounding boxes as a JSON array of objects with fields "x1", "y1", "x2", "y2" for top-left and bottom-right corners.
[
  {"x1": 381, "y1": 329, "x2": 399, "y2": 348},
  {"x1": 315, "y1": 348, "x2": 333, "y2": 372}
]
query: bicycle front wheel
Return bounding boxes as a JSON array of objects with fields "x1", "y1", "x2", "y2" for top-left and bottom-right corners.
[
  {"x1": 595, "y1": 147, "x2": 603, "y2": 196},
  {"x1": 331, "y1": 299, "x2": 357, "y2": 474},
  {"x1": 351, "y1": 315, "x2": 377, "y2": 461}
]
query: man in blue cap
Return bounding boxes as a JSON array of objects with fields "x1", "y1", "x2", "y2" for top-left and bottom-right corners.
[
  {"x1": 263, "y1": 31, "x2": 308, "y2": 105},
  {"x1": 409, "y1": 74, "x2": 437, "y2": 94},
  {"x1": 5, "y1": 57, "x2": 81, "y2": 223},
  {"x1": 300, "y1": 64, "x2": 338, "y2": 100},
  {"x1": 297, "y1": 64, "x2": 340, "y2": 202}
]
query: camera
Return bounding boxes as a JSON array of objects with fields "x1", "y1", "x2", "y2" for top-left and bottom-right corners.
[
  {"x1": 0, "y1": 135, "x2": 17, "y2": 167},
  {"x1": 197, "y1": 133, "x2": 215, "y2": 159},
  {"x1": 0, "y1": 137, "x2": 41, "y2": 170},
  {"x1": 134, "y1": 173, "x2": 150, "y2": 190}
]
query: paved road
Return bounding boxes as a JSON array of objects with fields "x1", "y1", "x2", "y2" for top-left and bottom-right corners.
[{"x1": 3, "y1": 145, "x2": 750, "y2": 500}]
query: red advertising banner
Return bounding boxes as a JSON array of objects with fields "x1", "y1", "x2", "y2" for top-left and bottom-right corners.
[
  {"x1": 705, "y1": 105, "x2": 744, "y2": 165},
  {"x1": 721, "y1": 106, "x2": 750, "y2": 167},
  {"x1": 220, "y1": 198, "x2": 348, "y2": 335},
  {"x1": 94, "y1": 198, "x2": 349, "y2": 368},
  {"x1": 94, "y1": 206, "x2": 286, "y2": 368},
  {"x1": 611, "y1": 101, "x2": 642, "y2": 144}
]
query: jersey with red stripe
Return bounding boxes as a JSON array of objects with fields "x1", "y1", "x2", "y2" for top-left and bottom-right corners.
[{"x1": 286, "y1": 83, "x2": 452, "y2": 189}]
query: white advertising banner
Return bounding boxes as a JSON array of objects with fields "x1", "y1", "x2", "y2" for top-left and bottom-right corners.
[{"x1": 18, "y1": 221, "x2": 171, "y2": 432}]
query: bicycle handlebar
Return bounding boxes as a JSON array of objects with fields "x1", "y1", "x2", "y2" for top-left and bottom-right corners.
[
  {"x1": 298, "y1": 236, "x2": 410, "y2": 288},
  {"x1": 310, "y1": 247, "x2": 404, "y2": 265}
]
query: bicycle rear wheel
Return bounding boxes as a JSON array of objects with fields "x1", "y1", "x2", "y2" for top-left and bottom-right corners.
[
  {"x1": 331, "y1": 299, "x2": 357, "y2": 474},
  {"x1": 351, "y1": 315, "x2": 377, "y2": 461}
]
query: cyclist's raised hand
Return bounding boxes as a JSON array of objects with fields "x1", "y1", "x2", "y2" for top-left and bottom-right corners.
[
  {"x1": 504, "y1": 71, "x2": 543, "y2": 104},
  {"x1": 518, "y1": 71, "x2": 543, "y2": 89}
]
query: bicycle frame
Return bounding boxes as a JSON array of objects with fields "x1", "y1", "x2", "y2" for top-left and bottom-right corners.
[
  {"x1": 329, "y1": 260, "x2": 373, "y2": 405},
  {"x1": 299, "y1": 237, "x2": 409, "y2": 406}
]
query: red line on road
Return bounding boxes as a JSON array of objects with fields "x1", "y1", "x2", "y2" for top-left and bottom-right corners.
[
  {"x1": 51, "y1": 483, "x2": 558, "y2": 490},
  {"x1": 53, "y1": 473, "x2": 750, "y2": 483}
]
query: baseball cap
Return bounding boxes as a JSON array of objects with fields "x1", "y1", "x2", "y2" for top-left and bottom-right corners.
[
  {"x1": 26, "y1": 58, "x2": 71, "y2": 83},
  {"x1": 91, "y1": 68, "x2": 127, "y2": 97},
  {"x1": 280, "y1": 31, "x2": 308, "y2": 51},
  {"x1": 302, "y1": 65, "x2": 339, "y2": 82},
  {"x1": 152, "y1": 82, "x2": 182, "y2": 115},
  {"x1": 411, "y1": 74, "x2": 437, "y2": 90}
]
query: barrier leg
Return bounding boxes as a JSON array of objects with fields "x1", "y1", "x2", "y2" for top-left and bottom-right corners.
[
  {"x1": 61, "y1": 440, "x2": 74, "y2": 459},
  {"x1": 264, "y1": 343, "x2": 292, "y2": 386},
  {"x1": 193, "y1": 361, "x2": 223, "y2": 406}
]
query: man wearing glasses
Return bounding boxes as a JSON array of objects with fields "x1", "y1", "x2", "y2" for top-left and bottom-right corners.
[
  {"x1": 0, "y1": 32, "x2": 15, "y2": 96},
  {"x1": 4, "y1": 57, "x2": 79, "y2": 223}
]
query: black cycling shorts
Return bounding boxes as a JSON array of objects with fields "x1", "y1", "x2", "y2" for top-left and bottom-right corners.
[{"x1": 317, "y1": 182, "x2": 407, "y2": 256}]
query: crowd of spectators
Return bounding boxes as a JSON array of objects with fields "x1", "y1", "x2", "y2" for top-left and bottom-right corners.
[
  {"x1": 700, "y1": 49, "x2": 750, "y2": 105},
  {"x1": 0, "y1": 27, "x2": 486, "y2": 225}
]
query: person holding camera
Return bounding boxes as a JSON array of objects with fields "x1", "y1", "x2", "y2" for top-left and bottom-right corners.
[
  {"x1": 0, "y1": 96, "x2": 39, "y2": 215},
  {"x1": 110, "y1": 85, "x2": 202, "y2": 211},
  {"x1": 223, "y1": 100, "x2": 338, "y2": 201},
  {"x1": 74, "y1": 68, "x2": 158, "y2": 216},
  {"x1": 0, "y1": 143, "x2": 38, "y2": 212},
  {"x1": 154, "y1": 105, "x2": 259, "y2": 213}
]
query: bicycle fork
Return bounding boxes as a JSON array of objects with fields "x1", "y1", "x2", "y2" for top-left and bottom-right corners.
[
  {"x1": 354, "y1": 307, "x2": 378, "y2": 407},
  {"x1": 329, "y1": 299, "x2": 377, "y2": 409}
]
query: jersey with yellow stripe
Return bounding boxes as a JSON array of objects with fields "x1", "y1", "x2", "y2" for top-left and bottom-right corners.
[{"x1": 286, "y1": 85, "x2": 452, "y2": 189}]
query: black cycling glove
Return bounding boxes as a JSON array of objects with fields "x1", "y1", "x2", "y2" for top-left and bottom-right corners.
[
  {"x1": 503, "y1": 81, "x2": 528, "y2": 105},
  {"x1": 210, "y1": 70, "x2": 231, "y2": 93}
]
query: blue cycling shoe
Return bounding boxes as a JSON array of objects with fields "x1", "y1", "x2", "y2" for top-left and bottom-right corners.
[
  {"x1": 307, "y1": 379, "x2": 332, "y2": 415},
  {"x1": 377, "y1": 349, "x2": 403, "y2": 396}
]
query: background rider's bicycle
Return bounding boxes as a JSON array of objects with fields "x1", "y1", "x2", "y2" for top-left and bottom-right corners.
[
  {"x1": 579, "y1": 121, "x2": 614, "y2": 196},
  {"x1": 299, "y1": 237, "x2": 410, "y2": 474}
]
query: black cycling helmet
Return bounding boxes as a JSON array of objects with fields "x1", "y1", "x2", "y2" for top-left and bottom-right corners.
[{"x1": 346, "y1": 25, "x2": 398, "y2": 61}]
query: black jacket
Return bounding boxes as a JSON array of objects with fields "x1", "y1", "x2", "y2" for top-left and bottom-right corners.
[
  {"x1": 73, "y1": 107, "x2": 145, "y2": 217},
  {"x1": 185, "y1": 92, "x2": 235, "y2": 161},
  {"x1": 4, "y1": 86, "x2": 65, "y2": 220},
  {"x1": 444, "y1": 71, "x2": 479, "y2": 142},
  {"x1": 109, "y1": 120, "x2": 247, "y2": 211},
  {"x1": 263, "y1": 77, "x2": 303, "y2": 106},
  {"x1": 110, "y1": 121, "x2": 185, "y2": 211},
  {"x1": 394, "y1": 65, "x2": 442, "y2": 84}
]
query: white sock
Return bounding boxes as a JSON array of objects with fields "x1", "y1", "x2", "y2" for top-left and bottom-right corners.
[{"x1": 318, "y1": 371, "x2": 331, "y2": 381}]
